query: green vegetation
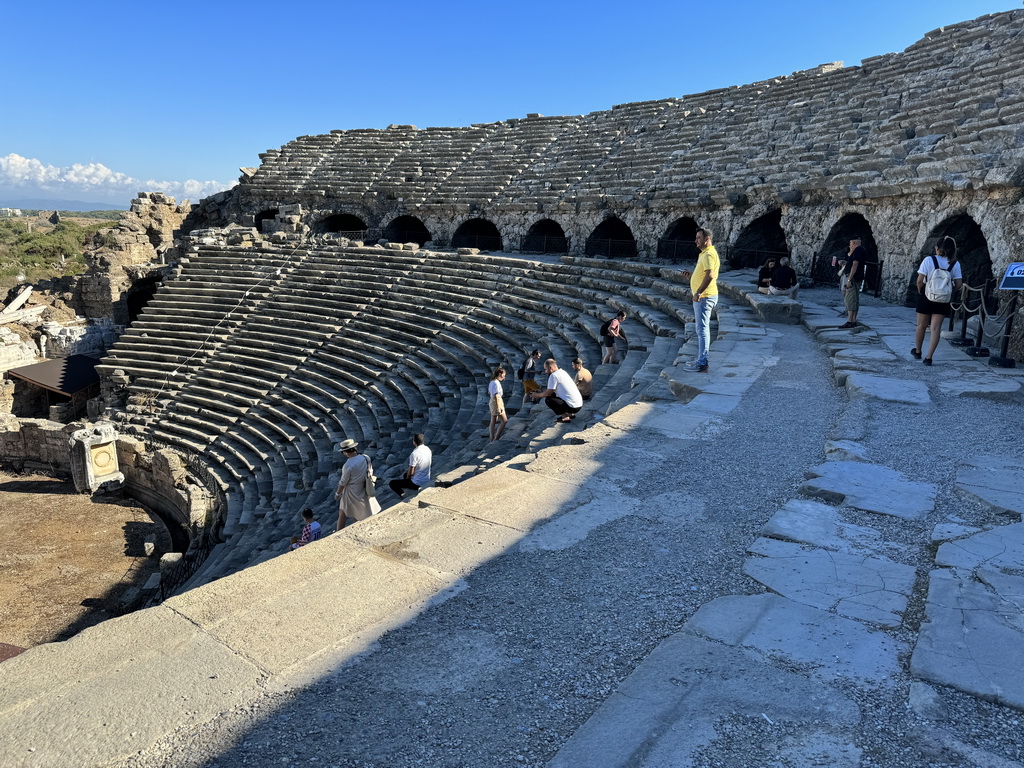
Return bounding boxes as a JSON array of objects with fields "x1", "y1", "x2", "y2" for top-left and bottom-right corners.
[
  {"x1": 0, "y1": 218, "x2": 117, "y2": 286},
  {"x1": 19, "y1": 209, "x2": 126, "y2": 220}
]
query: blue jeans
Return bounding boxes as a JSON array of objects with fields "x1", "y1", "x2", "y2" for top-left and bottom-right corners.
[{"x1": 695, "y1": 295, "x2": 718, "y2": 367}]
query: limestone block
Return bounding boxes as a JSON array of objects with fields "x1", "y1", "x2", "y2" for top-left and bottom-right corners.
[{"x1": 69, "y1": 422, "x2": 124, "y2": 494}]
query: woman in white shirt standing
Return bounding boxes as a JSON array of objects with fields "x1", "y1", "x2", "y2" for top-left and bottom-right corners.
[
  {"x1": 913, "y1": 236, "x2": 964, "y2": 366},
  {"x1": 488, "y1": 366, "x2": 508, "y2": 441}
]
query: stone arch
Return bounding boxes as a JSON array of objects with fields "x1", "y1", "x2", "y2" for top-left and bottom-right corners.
[
  {"x1": 729, "y1": 209, "x2": 790, "y2": 269},
  {"x1": 522, "y1": 219, "x2": 568, "y2": 253},
  {"x1": 125, "y1": 275, "x2": 161, "y2": 324},
  {"x1": 909, "y1": 214, "x2": 994, "y2": 308},
  {"x1": 254, "y1": 208, "x2": 279, "y2": 234},
  {"x1": 384, "y1": 215, "x2": 431, "y2": 246},
  {"x1": 814, "y1": 213, "x2": 878, "y2": 287},
  {"x1": 313, "y1": 213, "x2": 368, "y2": 235},
  {"x1": 452, "y1": 218, "x2": 503, "y2": 251},
  {"x1": 585, "y1": 217, "x2": 637, "y2": 258},
  {"x1": 658, "y1": 217, "x2": 700, "y2": 261}
]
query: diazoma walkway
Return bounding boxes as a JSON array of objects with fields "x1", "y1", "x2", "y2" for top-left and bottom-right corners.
[{"x1": 2, "y1": 273, "x2": 1024, "y2": 767}]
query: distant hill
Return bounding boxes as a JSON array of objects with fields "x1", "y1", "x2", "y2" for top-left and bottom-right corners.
[{"x1": 0, "y1": 198, "x2": 129, "y2": 212}]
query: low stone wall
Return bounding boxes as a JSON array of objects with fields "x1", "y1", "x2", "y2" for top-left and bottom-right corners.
[
  {"x1": 116, "y1": 435, "x2": 214, "y2": 532},
  {"x1": 0, "y1": 417, "x2": 216, "y2": 537}
]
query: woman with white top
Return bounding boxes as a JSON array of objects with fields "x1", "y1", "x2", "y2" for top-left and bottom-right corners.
[
  {"x1": 488, "y1": 366, "x2": 508, "y2": 441},
  {"x1": 913, "y1": 236, "x2": 963, "y2": 366}
]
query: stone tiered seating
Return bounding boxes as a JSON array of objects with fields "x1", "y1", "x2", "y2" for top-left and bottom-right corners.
[
  {"x1": 102, "y1": 242, "x2": 710, "y2": 586},
  {"x1": 238, "y1": 11, "x2": 1024, "y2": 214}
]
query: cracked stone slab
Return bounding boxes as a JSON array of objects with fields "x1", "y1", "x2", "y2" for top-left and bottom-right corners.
[
  {"x1": 744, "y1": 537, "x2": 915, "y2": 627},
  {"x1": 685, "y1": 593, "x2": 904, "y2": 685},
  {"x1": 801, "y1": 461, "x2": 936, "y2": 520},
  {"x1": 759, "y1": 499, "x2": 884, "y2": 554},
  {"x1": 911, "y1": 568, "x2": 1024, "y2": 710},
  {"x1": 935, "y1": 521, "x2": 1024, "y2": 572},
  {"x1": 824, "y1": 440, "x2": 870, "y2": 462},
  {"x1": 547, "y1": 632, "x2": 860, "y2": 768},
  {"x1": 845, "y1": 373, "x2": 932, "y2": 405},
  {"x1": 956, "y1": 456, "x2": 1024, "y2": 517},
  {"x1": 931, "y1": 522, "x2": 983, "y2": 544},
  {"x1": 937, "y1": 372, "x2": 1022, "y2": 400},
  {"x1": 833, "y1": 347, "x2": 898, "y2": 363}
]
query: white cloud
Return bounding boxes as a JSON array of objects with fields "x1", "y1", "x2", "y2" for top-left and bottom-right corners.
[{"x1": 0, "y1": 153, "x2": 235, "y2": 204}]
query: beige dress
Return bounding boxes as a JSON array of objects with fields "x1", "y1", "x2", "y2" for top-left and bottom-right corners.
[{"x1": 337, "y1": 454, "x2": 379, "y2": 522}]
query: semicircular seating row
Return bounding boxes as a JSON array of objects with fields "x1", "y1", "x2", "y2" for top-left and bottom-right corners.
[{"x1": 97, "y1": 244, "x2": 698, "y2": 585}]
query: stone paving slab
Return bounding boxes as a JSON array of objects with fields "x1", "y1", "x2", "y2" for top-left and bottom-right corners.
[
  {"x1": 935, "y1": 521, "x2": 1024, "y2": 571},
  {"x1": 937, "y1": 372, "x2": 1023, "y2": 400},
  {"x1": 824, "y1": 439, "x2": 870, "y2": 462},
  {"x1": 547, "y1": 632, "x2": 860, "y2": 768},
  {"x1": 931, "y1": 522, "x2": 983, "y2": 543},
  {"x1": 833, "y1": 347, "x2": 898, "y2": 363},
  {"x1": 599, "y1": 400, "x2": 727, "y2": 438},
  {"x1": 844, "y1": 373, "x2": 932, "y2": 405},
  {"x1": 417, "y1": 465, "x2": 591, "y2": 532},
  {"x1": 685, "y1": 593, "x2": 904, "y2": 684},
  {"x1": 744, "y1": 537, "x2": 915, "y2": 627},
  {"x1": 0, "y1": 607, "x2": 266, "y2": 768},
  {"x1": 167, "y1": 538, "x2": 448, "y2": 678},
  {"x1": 956, "y1": 456, "x2": 1024, "y2": 517},
  {"x1": 911, "y1": 568, "x2": 1024, "y2": 710},
  {"x1": 801, "y1": 461, "x2": 936, "y2": 520},
  {"x1": 759, "y1": 499, "x2": 884, "y2": 554}
]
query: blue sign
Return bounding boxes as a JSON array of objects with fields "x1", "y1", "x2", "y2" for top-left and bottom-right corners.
[{"x1": 1000, "y1": 263, "x2": 1024, "y2": 291}]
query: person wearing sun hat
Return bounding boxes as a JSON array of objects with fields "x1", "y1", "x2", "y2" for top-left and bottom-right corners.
[{"x1": 335, "y1": 438, "x2": 379, "y2": 529}]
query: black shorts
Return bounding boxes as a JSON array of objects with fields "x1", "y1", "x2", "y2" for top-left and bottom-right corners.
[
  {"x1": 916, "y1": 292, "x2": 952, "y2": 317},
  {"x1": 603, "y1": 335, "x2": 615, "y2": 347}
]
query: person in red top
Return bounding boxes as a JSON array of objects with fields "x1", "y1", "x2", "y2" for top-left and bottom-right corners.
[{"x1": 289, "y1": 508, "x2": 321, "y2": 550}]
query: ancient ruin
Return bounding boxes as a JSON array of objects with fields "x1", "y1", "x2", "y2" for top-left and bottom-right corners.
[{"x1": 1, "y1": 11, "x2": 1024, "y2": 765}]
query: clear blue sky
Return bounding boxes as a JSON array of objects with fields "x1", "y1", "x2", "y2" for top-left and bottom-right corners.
[{"x1": 1, "y1": 0, "x2": 1019, "y2": 206}]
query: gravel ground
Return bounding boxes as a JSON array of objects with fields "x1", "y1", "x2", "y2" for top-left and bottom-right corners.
[{"x1": 114, "y1": 316, "x2": 1024, "y2": 768}]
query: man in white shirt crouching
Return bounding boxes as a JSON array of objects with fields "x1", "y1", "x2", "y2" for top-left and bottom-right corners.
[
  {"x1": 529, "y1": 358, "x2": 584, "y2": 423},
  {"x1": 389, "y1": 433, "x2": 432, "y2": 499}
]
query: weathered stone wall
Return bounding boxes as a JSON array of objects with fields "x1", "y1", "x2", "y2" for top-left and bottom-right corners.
[
  {"x1": 232, "y1": 9, "x2": 1024, "y2": 315},
  {"x1": 115, "y1": 435, "x2": 214, "y2": 531},
  {"x1": 0, "y1": 416, "x2": 77, "y2": 475},
  {"x1": 39, "y1": 319, "x2": 122, "y2": 359},
  {"x1": 0, "y1": 326, "x2": 38, "y2": 372},
  {"x1": 74, "y1": 193, "x2": 190, "y2": 324},
  {"x1": 0, "y1": 416, "x2": 215, "y2": 532}
]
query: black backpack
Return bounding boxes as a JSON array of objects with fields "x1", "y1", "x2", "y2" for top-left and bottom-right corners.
[
  {"x1": 600, "y1": 319, "x2": 612, "y2": 337},
  {"x1": 516, "y1": 363, "x2": 525, "y2": 380}
]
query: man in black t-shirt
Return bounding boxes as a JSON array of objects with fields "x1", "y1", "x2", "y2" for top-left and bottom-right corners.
[
  {"x1": 768, "y1": 257, "x2": 798, "y2": 297},
  {"x1": 840, "y1": 238, "x2": 866, "y2": 328}
]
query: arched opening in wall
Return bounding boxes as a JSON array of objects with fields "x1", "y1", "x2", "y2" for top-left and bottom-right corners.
[
  {"x1": 521, "y1": 219, "x2": 568, "y2": 253},
  {"x1": 814, "y1": 213, "x2": 879, "y2": 287},
  {"x1": 314, "y1": 213, "x2": 368, "y2": 237},
  {"x1": 452, "y1": 218, "x2": 503, "y2": 251},
  {"x1": 126, "y1": 276, "x2": 161, "y2": 325},
  {"x1": 384, "y1": 215, "x2": 431, "y2": 246},
  {"x1": 658, "y1": 217, "x2": 699, "y2": 262},
  {"x1": 729, "y1": 210, "x2": 790, "y2": 269},
  {"x1": 254, "y1": 209, "x2": 279, "y2": 234},
  {"x1": 908, "y1": 214, "x2": 994, "y2": 309},
  {"x1": 585, "y1": 217, "x2": 637, "y2": 258}
]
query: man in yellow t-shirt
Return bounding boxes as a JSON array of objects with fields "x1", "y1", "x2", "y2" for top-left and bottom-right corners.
[{"x1": 679, "y1": 228, "x2": 720, "y2": 373}]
